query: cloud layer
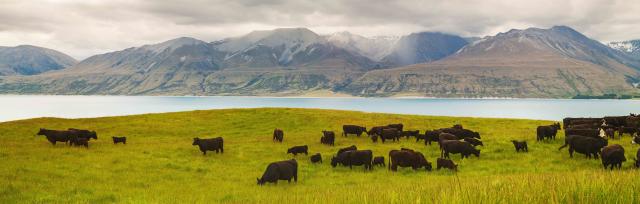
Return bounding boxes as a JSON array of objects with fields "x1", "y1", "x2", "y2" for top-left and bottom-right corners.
[{"x1": 1, "y1": 0, "x2": 639, "y2": 59}]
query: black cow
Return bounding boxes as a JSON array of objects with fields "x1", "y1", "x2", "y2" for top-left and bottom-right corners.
[
  {"x1": 343, "y1": 125, "x2": 367, "y2": 137},
  {"x1": 192, "y1": 137, "x2": 224, "y2": 155},
  {"x1": 331, "y1": 150, "x2": 373, "y2": 170},
  {"x1": 287, "y1": 145, "x2": 308, "y2": 156},
  {"x1": 511, "y1": 140, "x2": 528, "y2": 152},
  {"x1": 70, "y1": 137, "x2": 89, "y2": 148},
  {"x1": 68, "y1": 128, "x2": 98, "y2": 140},
  {"x1": 463, "y1": 138, "x2": 483, "y2": 146},
  {"x1": 440, "y1": 140, "x2": 480, "y2": 159},
  {"x1": 367, "y1": 126, "x2": 386, "y2": 136},
  {"x1": 373, "y1": 156, "x2": 385, "y2": 167},
  {"x1": 388, "y1": 149, "x2": 431, "y2": 171},
  {"x1": 559, "y1": 135, "x2": 607, "y2": 159},
  {"x1": 601, "y1": 144, "x2": 626, "y2": 170},
  {"x1": 634, "y1": 148, "x2": 640, "y2": 168},
  {"x1": 380, "y1": 128, "x2": 400, "y2": 143},
  {"x1": 310, "y1": 153, "x2": 322, "y2": 164},
  {"x1": 321, "y1": 131, "x2": 335, "y2": 146},
  {"x1": 273, "y1": 129, "x2": 283, "y2": 142},
  {"x1": 438, "y1": 133, "x2": 459, "y2": 149},
  {"x1": 564, "y1": 128, "x2": 599, "y2": 138},
  {"x1": 401, "y1": 130, "x2": 419, "y2": 140},
  {"x1": 441, "y1": 128, "x2": 481, "y2": 139},
  {"x1": 257, "y1": 159, "x2": 298, "y2": 185},
  {"x1": 112, "y1": 136, "x2": 126, "y2": 144},
  {"x1": 337, "y1": 145, "x2": 357, "y2": 155},
  {"x1": 36, "y1": 128, "x2": 71, "y2": 145},
  {"x1": 618, "y1": 127, "x2": 638, "y2": 137},
  {"x1": 436, "y1": 158, "x2": 457, "y2": 171},
  {"x1": 537, "y1": 124, "x2": 560, "y2": 141},
  {"x1": 422, "y1": 130, "x2": 441, "y2": 145},
  {"x1": 387, "y1": 124, "x2": 404, "y2": 132}
]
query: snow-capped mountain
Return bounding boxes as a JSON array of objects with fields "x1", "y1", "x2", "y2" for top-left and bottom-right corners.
[
  {"x1": 608, "y1": 40, "x2": 640, "y2": 59},
  {"x1": 325, "y1": 32, "x2": 399, "y2": 60}
]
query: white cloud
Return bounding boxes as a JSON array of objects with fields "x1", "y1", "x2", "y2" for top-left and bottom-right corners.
[{"x1": 0, "y1": 0, "x2": 638, "y2": 60}]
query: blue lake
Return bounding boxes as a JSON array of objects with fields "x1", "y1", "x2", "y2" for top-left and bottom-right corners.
[{"x1": 0, "y1": 95, "x2": 638, "y2": 122}]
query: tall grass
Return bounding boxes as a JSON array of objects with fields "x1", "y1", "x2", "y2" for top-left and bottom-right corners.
[{"x1": 1, "y1": 108, "x2": 639, "y2": 203}]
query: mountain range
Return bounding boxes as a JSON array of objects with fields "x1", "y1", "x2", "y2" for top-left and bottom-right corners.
[{"x1": 0, "y1": 26, "x2": 639, "y2": 98}]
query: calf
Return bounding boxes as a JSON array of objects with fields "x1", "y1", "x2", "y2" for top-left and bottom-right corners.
[
  {"x1": 257, "y1": 159, "x2": 298, "y2": 185},
  {"x1": 320, "y1": 131, "x2": 335, "y2": 146},
  {"x1": 287, "y1": 145, "x2": 308, "y2": 156},
  {"x1": 68, "y1": 128, "x2": 98, "y2": 140},
  {"x1": 537, "y1": 124, "x2": 560, "y2": 141},
  {"x1": 273, "y1": 129, "x2": 284, "y2": 142},
  {"x1": 310, "y1": 153, "x2": 322, "y2": 164},
  {"x1": 70, "y1": 137, "x2": 89, "y2": 148},
  {"x1": 511, "y1": 140, "x2": 528, "y2": 152},
  {"x1": 463, "y1": 138, "x2": 483, "y2": 146},
  {"x1": 372, "y1": 156, "x2": 385, "y2": 167},
  {"x1": 601, "y1": 144, "x2": 626, "y2": 170},
  {"x1": 436, "y1": 158, "x2": 457, "y2": 171},
  {"x1": 112, "y1": 136, "x2": 126, "y2": 144},
  {"x1": 440, "y1": 140, "x2": 480, "y2": 159},
  {"x1": 192, "y1": 137, "x2": 224, "y2": 155}
]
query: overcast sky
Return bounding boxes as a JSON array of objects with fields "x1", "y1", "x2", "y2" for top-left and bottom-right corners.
[{"x1": 1, "y1": 0, "x2": 639, "y2": 60}]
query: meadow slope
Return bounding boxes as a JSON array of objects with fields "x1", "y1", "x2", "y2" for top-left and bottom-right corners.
[{"x1": 1, "y1": 108, "x2": 639, "y2": 203}]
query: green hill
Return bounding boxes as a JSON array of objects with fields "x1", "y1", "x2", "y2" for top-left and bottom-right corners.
[{"x1": 1, "y1": 108, "x2": 639, "y2": 203}]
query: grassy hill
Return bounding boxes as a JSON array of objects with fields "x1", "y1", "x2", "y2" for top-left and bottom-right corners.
[{"x1": 1, "y1": 108, "x2": 639, "y2": 203}]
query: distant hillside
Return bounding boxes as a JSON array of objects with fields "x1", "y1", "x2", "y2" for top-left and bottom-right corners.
[
  {"x1": 0, "y1": 26, "x2": 638, "y2": 98},
  {"x1": 609, "y1": 39, "x2": 640, "y2": 59},
  {"x1": 0, "y1": 45, "x2": 76, "y2": 76}
]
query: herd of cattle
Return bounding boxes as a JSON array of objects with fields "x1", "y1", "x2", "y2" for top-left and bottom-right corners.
[{"x1": 33, "y1": 114, "x2": 640, "y2": 185}]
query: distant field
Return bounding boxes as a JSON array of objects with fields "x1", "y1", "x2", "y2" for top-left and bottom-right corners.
[{"x1": 1, "y1": 108, "x2": 639, "y2": 203}]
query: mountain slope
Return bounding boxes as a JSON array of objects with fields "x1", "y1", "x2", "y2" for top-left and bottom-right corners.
[
  {"x1": 609, "y1": 39, "x2": 640, "y2": 59},
  {"x1": 325, "y1": 32, "x2": 399, "y2": 61},
  {"x1": 380, "y1": 32, "x2": 468, "y2": 67},
  {"x1": 0, "y1": 45, "x2": 77, "y2": 76},
  {"x1": 344, "y1": 26, "x2": 640, "y2": 97}
]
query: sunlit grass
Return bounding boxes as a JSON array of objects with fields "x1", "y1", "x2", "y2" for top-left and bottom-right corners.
[{"x1": 1, "y1": 108, "x2": 639, "y2": 203}]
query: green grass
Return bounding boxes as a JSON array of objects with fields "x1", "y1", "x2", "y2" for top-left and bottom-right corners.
[{"x1": 1, "y1": 108, "x2": 639, "y2": 203}]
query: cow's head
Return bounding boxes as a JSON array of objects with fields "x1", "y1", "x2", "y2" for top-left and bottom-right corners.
[
  {"x1": 257, "y1": 178, "x2": 264, "y2": 185},
  {"x1": 330, "y1": 156, "x2": 338, "y2": 167},
  {"x1": 473, "y1": 131, "x2": 481, "y2": 139},
  {"x1": 192, "y1": 138, "x2": 200, "y2": 145},
  {"x1": 554, "y1": 123, "x2": 562, "y2": 130},
  {"x1": 90, "y1": 131, "x2": 98, "y2": 140},
  {"x1": 37, "y1": 128, "x2": 45, "y2": 136},
  {"x1": 472, "y1": 149, "x2": 481, "y2": 158}
]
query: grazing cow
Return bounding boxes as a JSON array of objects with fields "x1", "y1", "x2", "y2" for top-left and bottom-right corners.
[
  {"x1": 559, "y1": 135, "x2": 607, "y2": 159},
  {"x1": 387, "y1": 124, "x2": 404, "y2": 132},
  {"x1": 343, "y1": 125, "x2": 367, "y2": 137},
  {"x1": 331, "y1": 150, "x2": 373, "y2": 170},
  {"x1": 367, "y1": 126, "x2": 386, "y2": 136},
  {"x1": 618, "y1": 127, "x2": 638, "y2": 137},
  {"x1": 453, "y1": 124, "x2": 463, "y2": 129},
  {"x1": 68, "y1": 128, "x2": 98, "y2": 140},
  {"x1": 438, "y1": 133, "x2": 459, "y2": 149},
  {"x1": 441, "y1": 128, "x2": 481, "y2": 139},
  {"x1": 287, "y1": 145, "x2": 308, "y2": 156},
  {"x1": 511, "y1": 140, "x2": 528, "y2": 152},
  {"x1": 634, "y1": 148, "x2": 640, "y2": 168},
  {"x1": 436, "y1": 158, "x2": 457, "y2": 171},
  {"x1": 337, "y1": 145, "x2": 357, "y2": 155},
  {"x1": 601, "y1": 144, "x2": 626, "y2": 170},
  {"x1": 440, "y1": 140, "x2": 480, "y2": 159},
  {"x1": 373, "y1": 156, "x2": 385, "y2": 167},
  {"x1": 564, "y1": 128, "x2": 599, "y2": 138},
  {"x1": 422, "y1": 130, "x2": 441, "y2": 145},
  {"x1": 380, "y1": 128, "x2": 401, "y2": 143},
  {"x1": 605, "y1": 128, "x2": 616, "y2": 139},
  {"x1": 112, "y1": 136, "x2": 126, "y2": 144},
  {"x1": 388, "y1": 149, "x2": 431, "y2": 171},
  {"x1": 257, "y1": 159, "x2": 298, "y2": 185},
  {"x1": 273, "y1": 129, "x2": 284, "y2": 142},
  {"x1": 401, "y1": 130, "x2": 420, "y2": 140},
  {"x1": 463, "y1": 138, "x2": 483, "y2": 146},
  {"x1": 320, "y1": 131, "x2": 335, "y2": 146},
  {"x1": 192, "y1": 137, "x2": 224, "y2": 155},
  {"x1": 537, "y1": 124, "x2": 560, "y2": 141},
  {"x1": 632, "y1": 134, "x2": 640, "y2": 145},
  {"x1": 36, "y1": 128, "x2": 71, "y2": 145},
  {"x1": 310, "y1": 153, "x2": 322, "y2": 164},
  {"x1": 70, "y1": 137, "x2": 89, "y2": 148},
  {"x1": 370, "y1": 135, "x2": 378, "y2": 143}
]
